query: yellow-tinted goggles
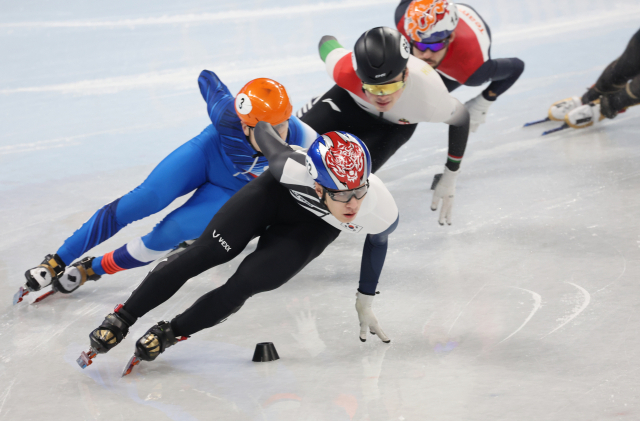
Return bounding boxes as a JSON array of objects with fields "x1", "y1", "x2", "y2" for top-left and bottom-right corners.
[{"x1": 362, "y1": 80, "x2": 406, "y2": 96}]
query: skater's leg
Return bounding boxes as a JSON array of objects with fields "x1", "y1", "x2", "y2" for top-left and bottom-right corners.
[
  {"x1": 464, "y1": 57, "x2": 525, "y2": 99},
  {"x1": 170, "y1": 219, "x2": 340, "y2": 337},
  {"x1": 93, "y1": 182, "x2": 237, "y2": 275},
  {"x1": 122, "y1": 172, "x2": 282, "y2": 318},
  {"x1": 594, "y1": 28, "x2": 640, "y2": 93},
  {"x1": 55, "y1": 127, "x2": 215, "y2": 265}
]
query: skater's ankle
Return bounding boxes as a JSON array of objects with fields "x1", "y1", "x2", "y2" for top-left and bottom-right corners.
[
  {"x1": 170, "y1": 319, "x2": 188, "y2": 338},
  {"x1": 116, "y1": 304, "x2": 138, "y2": 326},
  {"x1": 92, "y1": 256, "x2": 107, "y2": 276}
]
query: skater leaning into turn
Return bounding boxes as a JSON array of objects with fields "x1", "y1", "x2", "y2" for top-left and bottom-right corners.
[
  {"x1": 395, "y1": 0, "x2": 524, "y2": 132},
  {"x1": 297, "y1": 26, "x2": 469, "y2": 225},
  {"x1": 79, "y1": 123, "x2": 399, "y2": 375},
  {"x1": 16, "y1": 72, "x2": 316, "y2": 304},
  {"x1": 547, "y1": 27, "x2": 640, "y2": 130}
]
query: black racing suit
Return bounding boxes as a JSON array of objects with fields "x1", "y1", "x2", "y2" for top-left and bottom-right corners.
[
  {"x1": 583, "y1": 27, "x2": 640, "y2": 117},
  {"x1": 121, "y1": 124, "x2": 398, "y2": 338}
]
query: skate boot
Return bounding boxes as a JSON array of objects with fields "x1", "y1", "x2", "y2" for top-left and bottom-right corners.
[
  {"x1": 77, "y1": 304, "x2": 137, "y2": 368},
  {"x1": 548, "y1": 96, "x2": 582, "y2": 121},
  {"x1": 564, "y1": 100, "x2": 605, "y2": 129},
  {"x1": 122, "y1": 321, "x2": 188, "y2": 376},
  {"x1": 52, "y1": 256, "x2": 101, "y2": 294},
  {"x1": 14, "y1": 254, "x2": 66, "y2": 304},
  {"x1": 24, "y1": 254, "x2": 65, "y2": 291}
]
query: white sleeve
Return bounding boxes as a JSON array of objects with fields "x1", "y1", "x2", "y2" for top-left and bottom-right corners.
[{"x1": 443, "y1": 97, "x2": 469, "y2": 126}]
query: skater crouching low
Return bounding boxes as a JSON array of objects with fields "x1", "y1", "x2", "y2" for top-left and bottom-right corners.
[{"x1": 79, "y1": 121, "x2": 400, "y2": 375}]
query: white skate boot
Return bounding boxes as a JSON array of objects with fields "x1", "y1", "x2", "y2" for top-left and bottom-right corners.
[
  {"x1": 53, "y1": 256, "x2": 101, "y2": 294},
  {"x1": 548, "y1": 96, "x2": 582, "y2": 121},
  {"x1": 564, "y1": 100, "x2": 605, "y2": 129}
]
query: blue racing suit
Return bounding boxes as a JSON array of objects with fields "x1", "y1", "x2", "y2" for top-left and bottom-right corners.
[{"x1": 55, "y1": 70, "x2": 317, "y2": 275}]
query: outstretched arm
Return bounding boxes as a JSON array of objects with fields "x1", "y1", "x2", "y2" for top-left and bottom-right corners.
[
  {"x1": 198, "y1": 70, "x2": 233, "y2": 125},
  {"x1": 444, "y1": 99, "x2": 470, "y2": 172},
  {"x1": 254, "y1": 121, "x2": 305, "y2": 180},
  {"x1": 358, "y1": 216, "x2": 399, "y2": 295},
  {"x1": 430, "y1": 99, "x2": 469, "y2": 226},
  {"x1": 355, "y1": 215, "x2": 399, "y2": 344}
]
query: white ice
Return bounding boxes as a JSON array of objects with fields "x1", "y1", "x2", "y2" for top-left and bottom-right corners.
[{"x1": 2, "y1": 1, "x2": 640, "y2": 420}]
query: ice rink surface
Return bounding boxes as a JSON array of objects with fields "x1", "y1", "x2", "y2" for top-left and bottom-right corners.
[{"x1": 2, "y1": 1, "x2": 640, "y2": 419}]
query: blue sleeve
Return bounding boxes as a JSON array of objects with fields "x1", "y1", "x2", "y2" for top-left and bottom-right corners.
[
  {"x1": 358, "y1": 215, "x2": 399, "y2": 295},
  {"x1": 198, "y1": 70, "x2": 234, "y2": 126},
  {"x1": 286, "y1": 115, "x2": 318, "y2": 148}
]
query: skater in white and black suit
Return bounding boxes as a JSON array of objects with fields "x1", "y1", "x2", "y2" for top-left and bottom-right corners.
[{"x1": 80, "y1": 122, "x2": 400, "y2": 373}]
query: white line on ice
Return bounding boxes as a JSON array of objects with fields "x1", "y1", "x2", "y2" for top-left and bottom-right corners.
[
  {"x1": 497, "y1": 287, "x2": 542, "y2": 345},
  {"x1": 492, "y1": 8, "x2": 640, "y2": 44},
  {"x1": 0, "y1": 0, "x2": 397, "y2": 29},
  {"x1": 447, "y1": 281, "x2": 487, "y2": 336},
  {"x1": 0, "y1": 55, "x2": 321, "y2": 96},
  {"x1": 0, "y1": 379, "x2": 16, "y2": 416},
  {"x1": 541, "y1": 282, "x2": 591, "y2": 339},
  {"x1": 0, "y1": 124, "x2": 154, "y2": 155}
]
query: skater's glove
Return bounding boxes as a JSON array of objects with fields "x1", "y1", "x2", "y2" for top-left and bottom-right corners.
[
  {"x1": 355, "y1": 292, "x2": 390, "y2": 343},
  {"x1": 464, "y1": 94, "x2": 493, "y2": 132},
  {"x1": 431, "y1": 167, "x2": 459, "y2": 226}
]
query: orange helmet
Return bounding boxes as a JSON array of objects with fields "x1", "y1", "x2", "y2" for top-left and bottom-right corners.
[{"x1": 234, "y1": 78, "x2": 293, "y2": 127}]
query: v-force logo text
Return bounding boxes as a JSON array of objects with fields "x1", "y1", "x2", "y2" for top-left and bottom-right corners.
[{"x1": 212, "y1": 230, "x2": 232, "y2": 252}]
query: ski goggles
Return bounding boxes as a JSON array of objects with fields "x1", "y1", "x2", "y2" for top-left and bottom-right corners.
[
  {"x1": 413, "y1": 38, "x2": 450, "y2": 53},
  {"x1": 324, "y1": 181, "x2": 369, "y2": 203},
  {"x1": 361, "y1": 69, "x2": 407, "y2": 96}
]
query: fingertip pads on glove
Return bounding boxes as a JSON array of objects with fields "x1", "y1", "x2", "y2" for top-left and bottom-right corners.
[
  {"x1": 355, "y1": 292, "x2": 390, "y2": 344},
  {"x1": 431, "y1": 167, "x2": 460, "y2": 226}
]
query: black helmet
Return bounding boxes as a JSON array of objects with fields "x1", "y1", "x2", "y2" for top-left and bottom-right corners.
[{"x1": 353, "y1": 27, "x2": 410, "y2": 85}]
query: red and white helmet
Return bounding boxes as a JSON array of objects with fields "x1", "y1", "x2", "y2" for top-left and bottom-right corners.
[{"x1": 404, "y1": 0, "x2": 459, "y2": 43}]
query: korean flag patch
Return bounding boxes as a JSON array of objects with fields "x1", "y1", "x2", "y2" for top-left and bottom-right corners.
[{"x1": 341, "y1": 222, "x2": 363, "y2": 233}]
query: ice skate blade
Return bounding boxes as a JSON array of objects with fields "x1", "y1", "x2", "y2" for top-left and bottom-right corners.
[
  {"x1": 33, "y1": 290, "x2": 56, "y2": 304},
  {"x1": 121, "y1": 355, "x2": 141, "y2": 377},
  {"x1": 523, "y1": 117, "x2": 550, "y2": 127},
  {"x1": 12, "y1": 286, "x2": 29, "y2": 305},
  {"x1": 542, "y1": 123, "x2": 569, "y2": 136},
  {"x1": 77, "y1": 348, "x2": 97, "y2": 369}
]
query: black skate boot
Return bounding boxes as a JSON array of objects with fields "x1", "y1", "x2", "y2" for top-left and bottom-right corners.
[
  {"x1": 121, "y1": 321, "x2": 188, "y2": 376},
  {"x1": 77, "y1": 304, "x2": 137, "y2": 369},
  {"x1": 52, "y1": 256, "x2": 101, "y2": 294},
  {"x1": 14, "y1": 254, "x2": 66, "y2": 304}
]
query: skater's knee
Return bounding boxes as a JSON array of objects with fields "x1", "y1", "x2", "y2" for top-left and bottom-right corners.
[
  {"x1": 512, "y1": 58, "x2": 525, "y2": 77},
  {"x1": 142, "y1": 219, "x2": 186, "y2": 252}
]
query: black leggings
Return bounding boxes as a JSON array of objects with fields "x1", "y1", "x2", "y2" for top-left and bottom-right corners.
[
  {"x1": 123, "y1": 171, "x2": 340, "y2": 337},
  {"x1": 596, "y1": 28, "x2": 640, "y2": 94},
  {"x1": 297, "y1": 85, "x2": 418, "y2": 173},
  {"x1": 593, "y1": 28, "x2": 640, "y2": 113}
]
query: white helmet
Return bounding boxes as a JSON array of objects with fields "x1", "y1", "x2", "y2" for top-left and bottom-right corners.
[{"x1": 404, "y1": 0, "x2": 459, "y2": 43}]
